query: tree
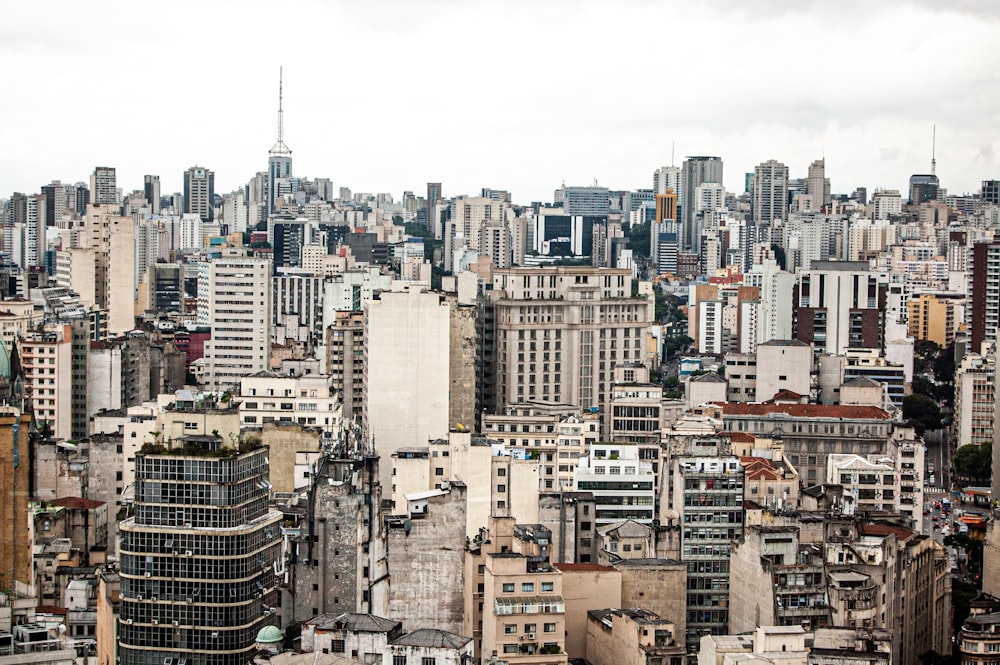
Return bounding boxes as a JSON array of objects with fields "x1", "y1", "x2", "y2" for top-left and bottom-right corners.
[
  {"x1": 902, "y1": 394, "x2": 943, "y2": 434},
  {"x1": 627, "y1": 221, "x2": 650, "y2": 259},
  {"x1": 933, "y1": 342, "x2": 956, "y2": 384},
  {"x1": 954, "y1": 442, "x2": 992, "y2": 485}
]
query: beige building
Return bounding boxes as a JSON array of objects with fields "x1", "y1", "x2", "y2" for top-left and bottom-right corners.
[
  {"x1": 0, "y1": 298, "x2": 36, "y2": 348},
  {"x1": 755, "y1": 340, "x2": 812, "y2": 403},
  {"x1": 326, "y1": 310, "x2": 364, "y2": 422},
  {"x1": 483, "y1": 405, "x2": 597, "y2": 492},
  {"x1": 611, "y1": 559, "x2": 687, "y2": 644},
  {"x1": 595, "y1": 520, "x2": 654, "y2": 565},
  {"x1": 238, "y1": 371, "x2": 342, "y2": 435},
  {"x1": 364, "y1": 284, "x2": 450, "y2": 484},
  {"x1": 955, "y1": 350, "x2": 996, "y2": 449},
  {"x1": 585, "y1": 608, "x2": 684, "y2": 665},
  {"x1": 465, "y1": 518, "x2": 568, "y2": 664},
  {"x1": 907, "y1": 292, "x2": 959, "y2": 346},
  {"x1": 21, "y1": 324, "x2": 74, "y2": 439},
  {"x1": 490, "y1": 267, "x2": 653, "y2": 435},
  {"x1": 552, "y1": 563, "x2": 621, "y2": 660},
  {"x1": 609, "y1": 364, "x2": 663, "y2": 446}
]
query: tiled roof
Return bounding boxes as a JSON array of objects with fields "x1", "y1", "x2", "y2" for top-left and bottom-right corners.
[
  {"x1": 859, "y1": 523, "x2": 913, "y2": 542},
  {"x1": 51, "y1": 497, "x2": 105, "y2": 509},
  {"x1": 554, "y1": 563, "x2": 616, "y2": 573},
  {"x1": 392, "y1": 629, "x2": 471, "y2": 649},
  {"x1": 717, "y1": 403, "x2": 891, "y2": 420}
]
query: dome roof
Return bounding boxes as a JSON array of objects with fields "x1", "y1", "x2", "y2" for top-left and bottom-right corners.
[{"x1": 256, "y1": 625, "x2": 283, "y2": 644}]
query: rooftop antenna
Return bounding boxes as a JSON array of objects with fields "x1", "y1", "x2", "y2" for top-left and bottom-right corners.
[
  {"x1": 270, "y1": 67, "x2": 291, "y2": 156},
  {"x1": 671, "y1": 141, "x2": 675, "y2": 167},
  {"x1": 931, "y1": 124, "x2": 937, "y2": 176}
]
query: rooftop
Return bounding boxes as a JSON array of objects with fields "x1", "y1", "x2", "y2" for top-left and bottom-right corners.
[
  {"x1": 391, "y1": 628, "x2": 471, "y2": 649},
  {"x1": 718, "y1": 403, "x2": 892, "y2": 420},
  {"x1": 306, "y1": 612, "x2": 402, "y2": 633}
]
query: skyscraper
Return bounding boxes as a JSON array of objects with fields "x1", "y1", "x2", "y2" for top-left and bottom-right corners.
[
  {"x1": 806, "y1": 158, "x2": 830, "y2": 211},
  {"x1": 969, "y1": 241, "x2": 1000, "y2": 355},
  {"x1": 752, "y1": 159, "x2": 789, "y2": 227},
  {"x1": 90, "y1": 166, "x2": 117, "y2": 206},
  {"x1": 117, "y1": 440, "x2": 282, "y2": 665},
  {"x1": 426, "y1": 182, "x2": 442, "y2": 232},
  {"x1": 199, "y1": 252, "x2": 272, "y2": 391},
  {"x1": 653, "y1": 165, "x2": 681, "y2": 195},
  {"x1": 681, "y1": 156, "x2": 723, "y2": 251},
  {"x1": 268, "y1": 69, "x2": 293, "y2": 215},
  {"x1": 144, "y1": 175, "x2": 161, "y2": 214},
  {"x1": 184, "y1": 166, "x2": 215, "y2": 222}
]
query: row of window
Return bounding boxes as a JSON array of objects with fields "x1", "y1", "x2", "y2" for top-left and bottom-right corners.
[{"x1": 500, "y1": 581, "x2": 555, "y2": 593}]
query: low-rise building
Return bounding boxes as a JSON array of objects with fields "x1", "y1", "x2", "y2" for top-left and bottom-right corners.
[
  {"x1": 585, "y1": 608, "x2": 685, "y2": 665},
  {"x1": 384, "y1": 629, "x2": 474, "y2": 665}
]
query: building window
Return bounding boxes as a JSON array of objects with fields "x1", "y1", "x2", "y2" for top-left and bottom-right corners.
[
  {"x1": 421, "y1": 659, "x2": 436, "y2": 665},
  {"x1": 393, "y1": 657, "x2": 406, "y2": 665},
  {"x1": 503, "y1": 645, "x2": 518, "y2": 654},
  {"x1": 541, "y1": 582, "x2": 554, "y2": 592},
  {"x1": 435, "y1": 467, "x2": 444, "y2": 476},
  {"x1": 522, "y1": 583, "x2": 534, "y2": 593},
  {"x1": 505, "y1": 624, "x2": 517, "y2": 634},
  {"x1": 502, "y1": 583, "x2": 515, "y2": 593},
  {"x1": 544, "y1": 622, "x2": 557, "y2": 633},
  {"x1": 331, "y1": 640, "x2": 345, "y2": 653}
]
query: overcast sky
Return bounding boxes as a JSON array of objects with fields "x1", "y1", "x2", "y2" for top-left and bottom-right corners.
[{"x1": 2, "y1": 1, "x2": 999, "y2": 205}]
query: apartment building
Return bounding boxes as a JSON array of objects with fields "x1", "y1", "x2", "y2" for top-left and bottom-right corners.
[
  {"x1": 488, "y1": 267, "x2": 653, "y2": 435},
  {"x1": 574, "y1": 443, "x2": 656, "y2": 526},
  {"x1": 238, "y1": 371, "x2": 341, "y2": 436}
]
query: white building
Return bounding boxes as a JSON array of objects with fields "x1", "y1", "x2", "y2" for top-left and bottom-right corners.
[
  {"x1": 364, "y1": 284, "x2": 451, "y2": 484},
  {"x1": 199, "y1": 252, "x2": 272, "y2": 392},
  {"x1": 238, "y1": 371, "x2": 341, "y2": 436},
  {"x1": 574, "y1": 443, "x2": 655, "y2": 526}
]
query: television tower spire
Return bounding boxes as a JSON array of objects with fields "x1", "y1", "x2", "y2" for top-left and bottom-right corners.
[
  {"x1": 270, "y1": 67, "x2": 291, "y2": 157},
  {"x1": 931, "y1": 124, "x2": 936, "y2": 176}
]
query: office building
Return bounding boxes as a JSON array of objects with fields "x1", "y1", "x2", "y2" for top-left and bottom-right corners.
[
  {"x1": 806, "y1": 158, "x2": 831, "y2": 211},
  {"x1": 906, "y1": 293, "x2": 958, "y2": 347},
  {"x1": 654, "y1": 165, "x2": 682, "y2": 195},
  {"x1": 752, "y1": 159, "x2": 788, "y2": 227},
  {"x1": 488, "y1": 267, "x2": 653, "y2": 435},
  {"x1": 183, "y1": 166, "x2": 215, "y2": 222},
  {"x1": 90, "y1": 166, "x2": 117, "y2": 206},
  {"x1": 144, "y1": 175, "x2": 161, "y2": 214},
  {"x1": 681, "y1": 157, "x2": 723, "y2": 251},
  {"x1": 117, "y1": 440, "x2": 282, "y2": 665},
  {"x1": 199, "y1": 252, "x2": 272, "y2": 391},
  {"x1": 908, "y1": 174, "x2": 939, "y2": 205}
]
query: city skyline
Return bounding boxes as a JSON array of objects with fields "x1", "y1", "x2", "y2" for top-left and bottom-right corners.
[{"x1": 1, "y1": 1, "x2": 998, "y2": 202}]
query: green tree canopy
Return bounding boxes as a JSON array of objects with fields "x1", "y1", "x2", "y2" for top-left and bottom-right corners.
[
  {"x1": 953, "y1": 442, "x2": 992, "y2": 485},
  {"x1": 902, "y1": 394, "x2": 943, "y2": 435}
]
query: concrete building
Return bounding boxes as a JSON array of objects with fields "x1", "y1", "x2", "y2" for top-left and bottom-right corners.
[
  {"x1": 609, "y1": 364, "x2": 663, "y2": 446},
  {"x1": 955, "y1": 350, "x2": 996, "y2": 449},
  {"x1": 385, "y1": 485, "x2": 467, "y2": 635},
  {"x1": 364, "y1": 284, "x2": 450, "y2": 484},
  {"x1": 300, "y1": 612, "x2": 402, "y2": 658},
  {"x1": 90, "y1": 166, "x2": 116, "y2": 206},
  {"x1": 906, "y1": 293, "x2": 959, "y2": 346},
  {"x1": 20, "y1": 324, "x2": 74, "y2": 439},
  {"x1": 116, "y1": 439, "x2": 282, "y2": 665},
  {"x1": 970, "y1": 241, "x2": 1000, "y2": 354},
  {"x1": 794, "y1": 261, "x2": 887, "y2": 355},
  {"x1": 610, "y1": 559, "x2": 687, "y2": 646},
  {"x1": 326, "y1": 310, "x2": 365, "y2": 422},
  {"x1": 754, "y1": 340, "x2": 812, "y2": 403},
  {"x1": 585, "y1": 608, "x2": 685, "y2": 665},
  {"x1": 552, "y1": 563, "x2": 621, "y2": 659},
  {"x1": 238, "y1": 371, "x2": 341, "y2": 437},
  {"x1": 198, "y1": 252, "x2": 272, "y2": 391},
  {"x1": 752, "y1": 160, "x2": 789, "y2": 227},
  {"x1": 464, "y1": 518, "x2": 568, "y2": 663},
  {"x1": 289, "y1": 452, "x2": 389, "y2": 622},
  {"x1": 827, "y1": 452, "x2": 924, "y2": 529},
  {"x1": 686, "y1": 373, "x2": 727, "y2": 409},
  {"x1": 681, "y1": 157, "x2": 723, "y2": 252},
  {"x1": 488, "y1": 267, "x2": 653, "y2": 435},
  {"x1": 959, "y1": 611, "x2": 1000, "y2": 665},
  {"x1": 384, "y1": 629, "x2": 474, "y2": 665},
  {"x1": 574, "y1": 443, "x2": 655, "y2": 526},
  {"x1": 183, "y1": 166, "x2": 215, "y2": 222},
  {"x1": 718, "y1": 403, "x2": 894, "y2": 486}
]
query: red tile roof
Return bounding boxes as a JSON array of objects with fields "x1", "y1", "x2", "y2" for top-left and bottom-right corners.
[
  {"x1": 768, "y1": 390, "x2": 803, "y2": 402},
  {"x1": 720, "y1": 431, "x2": 756, "y2": 443},
  {"x1": 741, "y1": 457, "x2": 781, "y2": 480},
  {"x1": 51, "y1": 497, "x2": 105, "y2": 509},
  {"x1": 716, "y1": 403, "x2": 891, "y2": 420},
  {"x1": 859, "y1": 523, "x2": 913, "y2": 542}
]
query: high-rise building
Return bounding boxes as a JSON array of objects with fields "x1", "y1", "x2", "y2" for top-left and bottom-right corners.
[
  {"x1": 908, "y1": 174, "x2": 940, "y2": 205},
  {"x1": 144, "y1": 175, "x2": 161, "y2": 214},
  {"x1": 0, "y1": 409, "x2": 33, "y2": 596},
  {"x1": 426, "y1": 182, "x2": 442, "y2": 232},
  {"x1": 654, "y1": 165, "x2": 682, "y2": 195},
  {"x1": 557, "y1": 185, "x2": 610, "y2": 217},
  {"x1": 654, "y1": 190, "x2": 678, "y2": 224},
  {"x1": 41, "y1": 180, "x2": 67, "y2": 226},
  {"x1": 117, "y1": 440, "x2": 282, "y2": 665},
  {"x1": 806, "y1": 158, "x2": 830, "y2": 211},
  {"x1": 90, "y1": 166, "x2": 117, "y2": 206},
  {"x1": 363, "y1": 284, "x2": 450, "y2": 484},
  {"x1": 794, "y1": 261, "x2": 887, "y2": 355},
  {"x1": 184, "y1": 166, "x2": 215, "y2": 222},
  {"x1": 487, "y1": 267, "x2": 653, "y2": 436},
  {"x1": 969, "y1": 241, "x2": 1000, "y2": 355},
  {"x1": 268, "y1": 70, "x2": 293, "y2": 215},
  {"x1": 199, "y1": 252, "x2": 272, "y2": 391},
  {"x1": 752, "y1": 159, "x2": 789, "y2": 227},
  {"x1": 981, "y1": 180, "x2": 1000, "y2": 205},
  {"x1": 681, "y1": 157, "x2": 723, "y2": 251}
]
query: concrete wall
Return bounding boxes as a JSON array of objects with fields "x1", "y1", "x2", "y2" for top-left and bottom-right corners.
[
  {"x1": 560, "y1": 567, "x2": 622, "y2": 660},
  {"x1": 386, "y1": 487, "x2": 467, "y2": 634},
  {"x1": 614, "y1": 560, "x2": 687, "y2": 642},
  {"x1": 260, "y1": 422, "x2": 321, "y2": 493},
  {"x1": 448, "y1": 298, "x2": 478, "y2": 432}
]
